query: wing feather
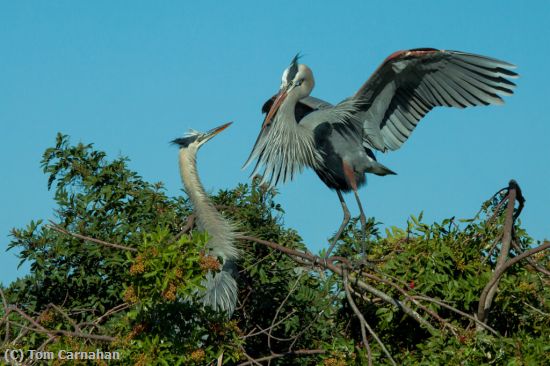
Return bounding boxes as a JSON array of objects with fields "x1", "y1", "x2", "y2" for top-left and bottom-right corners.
[{"x1": 356, "y1": 49, "x2": 517, "y2": 151}]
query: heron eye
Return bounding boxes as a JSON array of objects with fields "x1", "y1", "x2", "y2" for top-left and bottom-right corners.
[{"x1": 295, "y1": 79, "x2": 303, "y2": 86}]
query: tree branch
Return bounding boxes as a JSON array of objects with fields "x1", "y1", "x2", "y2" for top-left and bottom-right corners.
[
  {"x1": 0, "y1": 288, "x2": 10, "y2": 345},
  {"x1": 48, "y1": 221, "x2": 137, "y2": 252},
  {"x1": 343, "y1": 269, "x2": 372, "y2": 365},
  {"x1": 3, "y1": 305, "x2": 116, "y2": 343},
  {"x1": 476, "y1": 180, "x2": 547, "y2": 330},
  {"x1": 236, "y1": 349, "x2": 325, "y2": 366},
  {"x1": 237, "y1": 235, "x2": 437, "y2": 335},
  {"x1": 511, "y1": 239, "x2": 550, "y2": 277}
]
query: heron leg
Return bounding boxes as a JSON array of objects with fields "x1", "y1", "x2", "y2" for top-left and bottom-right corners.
[
  {"x1": 353, "y1": 189, "x2": 367, "y2": 257},
  {"x1": 341, "y1": 160, "x2": 368, "y2": 257},
  {"x1": 325, "y1": 190, "x2": 350, "y2": 258}
]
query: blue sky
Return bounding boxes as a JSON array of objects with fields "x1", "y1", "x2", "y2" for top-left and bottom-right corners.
[{"x1": 1, "y1": 1, "x2": 549, "y2": 285}]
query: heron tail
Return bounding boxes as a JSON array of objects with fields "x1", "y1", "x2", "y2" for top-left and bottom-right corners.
[
  {"x1": 367, "y1": 161, "x2": 397, "y2": 176},
  {"x1": 200, "y1": 263, "x2": 238, "y2": 316}
]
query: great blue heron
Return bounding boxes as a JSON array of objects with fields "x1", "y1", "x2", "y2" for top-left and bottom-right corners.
[
  {"x1": 245, "y1": 48, "x2": 517, "y2": 256},
  {"x1": 172, "y1": 122, "x2": 239, "y2": 314}
]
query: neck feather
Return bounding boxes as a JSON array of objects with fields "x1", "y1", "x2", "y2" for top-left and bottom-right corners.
[
  {"x1": 248, "y1": 95, "x2": 322, "y2": 186},
  {"x1": 178, "y1": 149, "x2": 238, "y2": 260}
]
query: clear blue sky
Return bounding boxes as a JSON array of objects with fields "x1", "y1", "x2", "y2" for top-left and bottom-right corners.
[{"x1": 1, "y1": 1, "x2": 549, "y2": 285}]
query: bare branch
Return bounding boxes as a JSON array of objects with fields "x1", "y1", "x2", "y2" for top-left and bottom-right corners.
[
  {"x1": 479, "y1": 240, "x2": 550, "y2": 323},
  {"x1": 169, "y1": 214, "x2": 195, "y2": 244},
  {"x1": 512, "y1": 240, "x2": 550, "y2": 277},
  {"x1": 7, "y1": 320, "x2": 115, "y2": 342},
  {"x1": 48, "y1": 221, "x2": 137, "y2": 252},
  {"x1": 360, "y1": 270, "x2": 457, "y2": 335},
  {"x1": 476, "y1": 181, "x2": 548, "y2": 330},
  {"x1": 501, "y1": 241, "x2": 550, "y2": 273},
  {"x1": 477, "y1": 181, "x2": 517, "y2": 326},
  {"x1": 239, "y1": 346, "x2": 263, "y2": 366},
  {"x1": 412, "y1": 296, "x2": 499, "y2": 336},
  {"x1": 268, "y1": 274, "x2": 303, "y2": 350},
  {"x1": 93, "y1": 303, "x2": 130, "y2": 325},
  {"x1": 46, "y1": 303, "x2": 80, "y2": 332},
  {"x1": 343, "y1": 270, "x2": 372, "y2": 365},
  {"x1": 236, "y1": 349, "x2": 325, "y2": 366},
  {"x1": 244, "y1": 310, "x2": 297, "y2": 339},
  {"x1": 0, "y1": 288, "x2": 10, "y2": 345},
  {"x1": 2, "y1": 305, "x2": 116, "y2": 345},
  {"x1": 237, "y1": 235, "x2": 437, "y2": 334}
]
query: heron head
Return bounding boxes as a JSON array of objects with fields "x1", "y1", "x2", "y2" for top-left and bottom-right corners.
[
  {"x1": 262, "y1": 54, "x2": 315, "y2": 128},
  {"x1": 172, "y1": 122, "x2": 232, "y2": 150}
]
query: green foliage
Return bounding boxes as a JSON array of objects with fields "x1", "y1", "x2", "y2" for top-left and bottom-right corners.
[
  {"x1": 331, "y1": 203, "x2": 549, "y2": 365},
  {"x1": 7, "y1": 134, "x2": 190, "y2": 318},
  {"x1": 124, "y1": 228, "x2": 204, "y2": 306},
  {"x1": 1, "y1": 134, "x2": 549, "y2": 365}
]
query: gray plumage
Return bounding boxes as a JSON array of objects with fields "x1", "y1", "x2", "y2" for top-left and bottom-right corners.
[
  {"x1": 245, "y1": 49, "x2": 517, "y2": 256},
  {"x1": 173, "y1": 122, "x2": 239, "y2": 314}
]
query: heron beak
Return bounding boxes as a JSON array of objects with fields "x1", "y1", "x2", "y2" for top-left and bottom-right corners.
[
  {"x1": 262, "y1": 88, "x2": 288, "y2": 129},
  {"x1": 201, "y1": 121, "x2": 233, "y2": 143}
]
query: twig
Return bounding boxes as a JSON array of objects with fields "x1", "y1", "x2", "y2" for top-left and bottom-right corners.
[
  {"x1": 7, "y1": 320, "x2": 115, "y2": 342},
  {"x1": 239, "y1": 346, "x2": 262, "y2": 366},
  {"x1": 237, "y1": 235, "x2": 437, "y2": 334},
  {"x1": 485, "y1": 189, "x2": 509, "y2": 227},
  {"x1": 346, "y1": 270, "x2": 397, "y2": 365},
  {"x1": 31, "y1": 335, "x2": 57, "y2": 366},
  {"x1": 480, "y1": 233, "x2": 503, "y2": 268},
  {"x1": 0, "y1": 288, "x2": 10, "y2": 345},
  {"x1": 480, "y1": 239, "x2": 550, "y2": 310},
  {"x1": 503, "y1": 241, "x2": 549, "y2": 272},
  {"x1": 4, "y1": 305, "x2": 116, "y2": 344},
  {"x1": 412, "y1": 296, "x2": 499, "y2": 336},
  {"x1": 288, "y1": 280, "x2": 338, "y2": 350},
  {"x1": 288, "y1": 309, "x2": 326, "y2": 350},
  {"x1": 268, "y1": 274, "x2": 303, "y2": 350},
  {"x1": 93, "y1": 303, "x2": 130, "y2": 325},
  {"x1": 236, "y1": 349, "x2": 325, "y2": 366},
  {"x1": 8, "y1": 306, "x2": 50, "y2": 333},
  {"x1": 48, "y1": 221, "x2": 137, "y2": 252},
  {"x1": 511, "y1": 240, "x2": 550, "y2": 276},
  {"x1": 343, "y1": 270, "x2": 372, "y2": 365},
  {"x1": 47, "y1": 304, "x2": 79, "y2": 331},
  {"x1": 360, "y1": 270, "x2": 457, "y2": 335},
  {"x1": 523, "y1": 301, "x2": 550, "y2": 317},
  {"x1": 244, "y1": 310, "x2": 297, "y2": 339},
  {"x1": 240, "y1": 251, "x2": 275, "y2": 274},
  {"x1": 470, "y1": 187, "x2": 508, "y2": 223},
  {"x1": 236, "y1": 287, "x2": 253, "y2": 311},
  {"x1": 169, "y1": 214, "x2": 195, "y2": 243}
]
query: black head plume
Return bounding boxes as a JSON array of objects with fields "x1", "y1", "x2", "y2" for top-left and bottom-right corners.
[
  {"x1": 171, "y1": 133, "x2": 200, "y2": 148},
  {"x1": 286, "y1": 53, "x2": 301, "y2": 83}
]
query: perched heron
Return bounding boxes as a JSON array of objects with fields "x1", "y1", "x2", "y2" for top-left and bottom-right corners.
[
  {"x1": 245, "y1": 48, "x2": 517, "y2": 256},
  {"x1": 172, "y1": 122, "x2": 239, "y2": 315}
]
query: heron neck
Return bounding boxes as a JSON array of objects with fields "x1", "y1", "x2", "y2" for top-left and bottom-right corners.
[
  {"x1": 178, "y1": 149, "x2": 235, "y2": 258},
  {"x1": 279, "y1": 91, "x2": 303, "y2": 124},
  {"x1": 178, "y1": 149, "x2": 217, "y2": 222}
]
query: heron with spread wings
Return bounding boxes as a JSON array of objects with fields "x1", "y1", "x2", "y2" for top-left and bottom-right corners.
[{"x1": 245, "y1": 48, "x2": 517, "y2": 256}]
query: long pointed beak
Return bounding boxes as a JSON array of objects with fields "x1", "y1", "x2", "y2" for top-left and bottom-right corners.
[
  {"x1": 202, "y1": 121, "x2": 232, "y2": 143},
  {"x1": 262, "y1": 88, "x2": 288, "y2": 129}
]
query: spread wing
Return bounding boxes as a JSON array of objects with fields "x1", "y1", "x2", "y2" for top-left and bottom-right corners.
[{"x1": 355, "y1": 48, "x2": 518, "y2": 152}]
